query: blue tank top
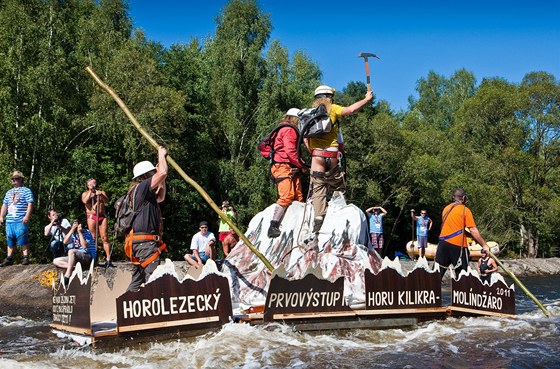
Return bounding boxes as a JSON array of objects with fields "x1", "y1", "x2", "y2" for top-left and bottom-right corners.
[{"x1": 369, "y1": 213, "x2": 383, "y2": 234}]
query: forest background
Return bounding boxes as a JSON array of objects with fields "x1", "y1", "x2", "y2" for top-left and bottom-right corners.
[{"x1": 0, "y1": 0, "x2": 558, "y2": 262}]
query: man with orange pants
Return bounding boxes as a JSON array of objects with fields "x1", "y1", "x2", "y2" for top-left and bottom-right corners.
[{"x1": 268, "y1": 108, "x2": 306, "y2": 238}]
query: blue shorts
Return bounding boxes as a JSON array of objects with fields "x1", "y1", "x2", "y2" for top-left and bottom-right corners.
[
  {"x1": 190, "y1": 251, "x2": 209, "y2": 263},
  {"x1": 6, "y1": 222, "x2": 29, "y2": 247}
]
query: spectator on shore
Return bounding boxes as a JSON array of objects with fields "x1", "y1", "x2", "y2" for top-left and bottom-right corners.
[
  {"x1": 366, "y1": 205, "x2": 387, "y2": 254},
  {"x1": 218, "y1": 200, "x2": 237, "y2": 256},
  {"x1": 53, "y1": 219, "x2": 96, "y2": 286},
  {"x1": 0, "y1": 171, "x2": 34, "y2": 267},
  {"x1": 44, "y1": 209, "x2": 71, "y2": 260},
  {"x1": 185, "y1": 221, "x2": 216, "y2": 269},
  {"x1": 81, "y1": 178, "x2": 112, "y2": 267},
  {"x1": 410, "y1": 209, "x2": 432, "y2": 260}
]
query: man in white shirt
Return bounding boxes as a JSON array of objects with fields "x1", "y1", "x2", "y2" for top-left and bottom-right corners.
[
  {"x1": 184, "y1": 221, "x2": 216, "y2": 269},
  {"x1": 44, "y1": 209, "x2": 71, "y2": 259}
]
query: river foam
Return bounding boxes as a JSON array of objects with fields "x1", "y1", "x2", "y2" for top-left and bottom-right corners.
[{"x1": 0, "y1": 277, "x2": 558, "y2": 368}]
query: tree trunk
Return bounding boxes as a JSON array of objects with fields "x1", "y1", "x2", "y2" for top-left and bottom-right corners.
[{"x1": 520, "y1": 220, "x2": 538, "y2": 258}]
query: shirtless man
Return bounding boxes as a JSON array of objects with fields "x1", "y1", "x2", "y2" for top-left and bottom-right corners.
[{"x1": 81, "y1": 178, "x2": 112, "y2": 267}]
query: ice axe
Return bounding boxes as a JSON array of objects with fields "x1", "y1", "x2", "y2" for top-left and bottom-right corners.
[{"x1": 358, "y1": 52, "x2": 380, "y2": 91}]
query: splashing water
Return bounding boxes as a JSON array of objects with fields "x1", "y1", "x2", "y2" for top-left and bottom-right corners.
[{"x1": 0, "y1": 276, "x2": 558, "y2": 368}]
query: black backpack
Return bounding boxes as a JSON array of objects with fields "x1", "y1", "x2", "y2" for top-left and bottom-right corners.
[
  {"x1": 297, "y1": 104, "x2": 333, "y2": 138},
  {"x1": 114, "y1": 188, "x2": 140, "y2": 238}
]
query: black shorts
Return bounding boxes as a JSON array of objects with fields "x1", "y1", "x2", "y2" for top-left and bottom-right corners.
[{"x1": 435, "y1": 240, "x2": 470, "y2": 275}]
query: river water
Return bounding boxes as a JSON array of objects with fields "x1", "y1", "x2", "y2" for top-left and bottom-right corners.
[{"x1": 0, "y1": 275, "x2": 558, "y2": 369}]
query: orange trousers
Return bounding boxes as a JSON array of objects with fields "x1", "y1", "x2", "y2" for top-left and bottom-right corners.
[{"x1": 271, "y1": 163, "x2": 303, "y2": 207}]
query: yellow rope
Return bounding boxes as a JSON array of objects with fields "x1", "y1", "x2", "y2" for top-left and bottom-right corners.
[
  {"x1": 33, "y1": 269, "x2": 59, "y2": 287},
  {"x1": 0, "y1": 269, "x2": 59, "y2": 286}
]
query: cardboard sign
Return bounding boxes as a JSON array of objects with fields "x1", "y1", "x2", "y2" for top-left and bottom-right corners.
[
  {"x1": 364, "y1": 268, "x2": 442, "y2": 309},
  {"x1": 52, "y1": 278, "x2": 92, "y2": 330},
  {"x1": 451, "y1": 274, "x2": 515, "y2": 316},
  {"x1": 116, "y1": 274, "x2": 232, "y2": 332},
  {"x1": 264, "y1": 273, "x2": 351, "y2": 321}
]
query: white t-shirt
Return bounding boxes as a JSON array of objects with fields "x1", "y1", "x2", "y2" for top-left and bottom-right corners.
[
  {"x1": 45, "y1": 219, "x2": 71, "y2": 242},
  {"x1": 190, "y1": 231, "x2": 216, "y2": 253}
]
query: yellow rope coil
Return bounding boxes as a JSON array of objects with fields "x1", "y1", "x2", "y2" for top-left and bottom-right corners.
[{"x1": 32, "y1": 269, "x2": 59, "y2": 287}]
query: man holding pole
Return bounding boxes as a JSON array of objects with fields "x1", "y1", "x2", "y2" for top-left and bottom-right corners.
[
  {"x1": 126, "y1": 146, "x2": 168, "y2": 292},
  {"x1": 436, "y1": 188, "x2": 490, "y2": 279}
]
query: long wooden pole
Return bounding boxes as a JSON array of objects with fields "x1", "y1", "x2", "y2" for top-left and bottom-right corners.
[
  {"x1": 490, "y1": 252, "x2": 552, "y2": 318},
  {"x1": 85, "y1": 66, "x2": 274, "y2": 272}
]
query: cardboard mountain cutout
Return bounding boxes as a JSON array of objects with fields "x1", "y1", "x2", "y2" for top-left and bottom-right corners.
[{"x1": 221, "y1": 194, "x2": 383, "y2": 307}]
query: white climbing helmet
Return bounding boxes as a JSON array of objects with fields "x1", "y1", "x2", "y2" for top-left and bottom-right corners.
[
  {"x1": 132, "y1": 161, "x2": 156, "y2": 179},
  {"x1": 286, "y1": 108, "x2": 301, "y2": 117},
  {"x1": 314, "y1": 85, "x2": 335, "y2": 97}
]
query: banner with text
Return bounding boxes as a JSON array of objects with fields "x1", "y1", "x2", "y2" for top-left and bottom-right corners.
[
  {"x1": 116, "y1": 274, "x2": 232, "y2": 330},
  {"x1": 451, "y1": 274, "x2": 515, "y2": 315},
  {"x1": 365, "y1": 268, "x2": 442, "y2": 309},
  {"x1": 52, "y1": 278, "x2": 92, "y2": 329},
  {"x1": 264, "y1": 273, "x2": 351, "y2": 321}
]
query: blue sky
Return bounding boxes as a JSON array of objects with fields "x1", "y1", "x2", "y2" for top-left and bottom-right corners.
[{"x1": 128, "y1": 1, "x2": 560, "y2": 111}]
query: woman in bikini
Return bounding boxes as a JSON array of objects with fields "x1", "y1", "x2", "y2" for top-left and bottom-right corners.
[{"x1": 81, "y1": 178, "x2": 112, "y2": 267}]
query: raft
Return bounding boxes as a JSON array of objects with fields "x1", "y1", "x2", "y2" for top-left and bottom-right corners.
[{"x1": 50, "y1": 197, "x2": 514, "y2": 348}]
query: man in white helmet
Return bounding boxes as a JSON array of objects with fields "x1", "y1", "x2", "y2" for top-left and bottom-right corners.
[
  {"x1": 308, "y1": 85, "x2": 373, "y2": 237},
  {"x1": 126, "y1": 146, "x2": 168, "y2": 292},
  {"x1": 266, "y1": 108, "x2": 306, "y2": 238}
]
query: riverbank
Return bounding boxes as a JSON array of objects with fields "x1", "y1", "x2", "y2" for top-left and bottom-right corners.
[{"x1": 1, "y1": 258, "x2": 559, "y2": 319}]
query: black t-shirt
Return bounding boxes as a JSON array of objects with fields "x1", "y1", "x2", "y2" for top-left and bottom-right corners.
[{"x1": 131, "y1": 178, "x2": 161, "y2": 234}]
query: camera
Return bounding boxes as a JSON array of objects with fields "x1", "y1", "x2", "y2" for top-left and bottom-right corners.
[{"x1": 55, "y1": 213, "x2": 64, "y2": 223}]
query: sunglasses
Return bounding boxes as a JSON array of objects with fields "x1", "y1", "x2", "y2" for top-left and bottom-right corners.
[{"x1": 200, "y1": 226, "x2": 208, "y2": 229}]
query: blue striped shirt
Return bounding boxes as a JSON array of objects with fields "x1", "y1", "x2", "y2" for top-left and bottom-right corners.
[{"x1": 3, "y1": 186, "x2": 34, "y2": 223}]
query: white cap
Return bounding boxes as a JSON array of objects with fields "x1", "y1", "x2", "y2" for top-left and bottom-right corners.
[
  {"x1": 286, "y1": 108, "x2": 300, "y2": 117},
  {"x1": 133, "y1": 161, "x2": 156, "y2": 179},
  {"x1": 314, "y1": 85, "x2": 334, "y2": 97}
]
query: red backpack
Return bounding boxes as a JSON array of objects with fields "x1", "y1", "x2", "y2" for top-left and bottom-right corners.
[{"x1": 258, "y1": 124, "x2": 298, "y2": 164}]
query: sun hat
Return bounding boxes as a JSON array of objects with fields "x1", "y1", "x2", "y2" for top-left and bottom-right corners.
[{"x1": 10, "y1": 171, "x2": 25, "y2": 179}]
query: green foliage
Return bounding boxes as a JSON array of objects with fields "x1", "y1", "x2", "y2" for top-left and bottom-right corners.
[{"x1": 0, "y1": 0, "x2": 557, "y2": 264}]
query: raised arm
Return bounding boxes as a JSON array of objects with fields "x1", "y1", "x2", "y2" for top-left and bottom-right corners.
[
  {"x1": 341, "y1": 90, "x2": 374, "y2": 116},
  {"x1": 150, "y1": 146, "x2": 168, "y2": 193}
]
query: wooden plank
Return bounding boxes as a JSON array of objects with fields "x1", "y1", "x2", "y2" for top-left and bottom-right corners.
[
  {"x1": 356, "y1": 307, "x2": 449, "y2": 316},
  {"x1": 273, "y1": 311, "x2": 358, "y2": 320},
  {"x1": 117, "y1": 316, "x2": 220, "y2": 333},
  {"x1": 448, "y1": 306, "x2": 517, "y2": 318},
  {"x1": 50, "y1": 323, "x2": 92, "y2": 335}
]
